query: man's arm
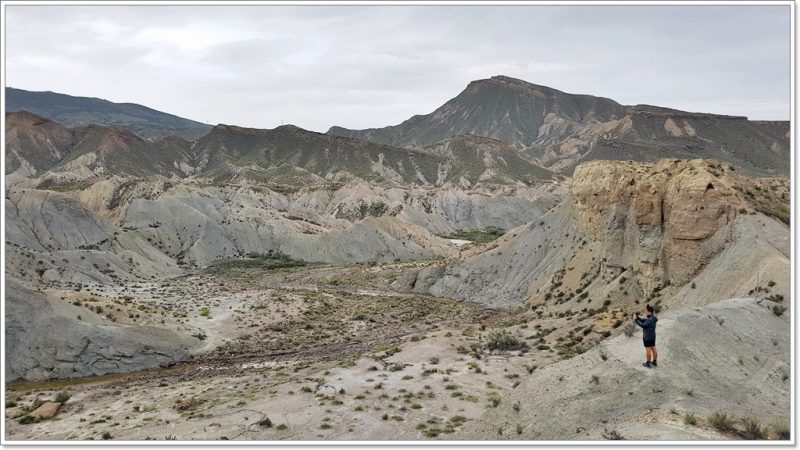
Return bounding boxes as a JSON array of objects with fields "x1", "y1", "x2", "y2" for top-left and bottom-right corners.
[{"x1": 637, "y1": 316, "x2": 655, "y2": 328}]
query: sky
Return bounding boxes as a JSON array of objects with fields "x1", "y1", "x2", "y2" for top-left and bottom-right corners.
[{"x1": 4, "y1": 4, "x2": 792, "y2": 132}]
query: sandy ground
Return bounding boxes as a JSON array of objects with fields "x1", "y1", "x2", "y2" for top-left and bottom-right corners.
[
  {"x1": 6, "y1": 263, "x2": 790, "y2": 442},
  {"x1": 5, "y1": 326, "x2": 539, "y2": 441}
]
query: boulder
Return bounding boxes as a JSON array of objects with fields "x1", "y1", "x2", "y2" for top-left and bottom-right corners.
[{"x1": 29, "y1": 401, "x2": 60, "y2": 420}]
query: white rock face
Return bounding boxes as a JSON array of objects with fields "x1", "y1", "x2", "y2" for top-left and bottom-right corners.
[{"x1": 5, "y1": 281, "x2": 200, "y2": 380}]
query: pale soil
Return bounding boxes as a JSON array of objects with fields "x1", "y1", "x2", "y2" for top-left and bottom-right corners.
[
  {"x1": 5, "y1": 261, "x2": 549, "y2": 441},
  {"x1": 5, "y1": 327, "x2": 539, "y2": 441},
  {"x1": 6, "y1": 263, "x2": 790, "y2": 442}
]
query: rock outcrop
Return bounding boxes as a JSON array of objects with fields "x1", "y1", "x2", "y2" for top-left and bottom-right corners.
[
  {"x1": 5, "y1": 281, "x2": 201, "y2": 381},
  {"x1": 571, "y1": 159, "x2": 738, "y2": 294},
  {"x1": 414, "y1": 159, "x2": 789, "y2": 309}
]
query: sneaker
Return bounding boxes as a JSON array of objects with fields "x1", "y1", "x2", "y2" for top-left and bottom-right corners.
[
  {"x1": 652, "y1": 361, "x2": 658, "y2": 367},
  {"x1": 642, "y1": 361, "x2": 652, "y2": 368}
]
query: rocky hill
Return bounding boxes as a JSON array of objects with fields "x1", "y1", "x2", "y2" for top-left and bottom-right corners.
[
  {"x1": 329, "y1": 76, "x2": 790, "y2": 176},
  {"x1": 458, "y1": 297, "x2": 789, "y2": 440},
  {"x1": 6, "y1": 87, "x2": 212, "y2": 140},
  {"x1": 5, "y1": 111, "x2": 74, "y2": 180},
  {"x1": 421, "y1": 134, "x2": 558, "y2": 187},
  {"x1": 400, "y1": 159, "x2": 789, "y2": 310},
  {"x1": 5, "y1": 112, "x2": 193, "y2": 180},
  {"x1": 6, "y1": 281, "x2": 199, "y2": 380}
]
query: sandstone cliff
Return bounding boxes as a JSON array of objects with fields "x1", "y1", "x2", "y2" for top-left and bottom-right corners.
[{"x1": 411, "y1": 159, "x2": 789, "y2": 310}]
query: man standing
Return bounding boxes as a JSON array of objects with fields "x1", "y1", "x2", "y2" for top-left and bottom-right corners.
[{"x1": 634, "y1": 305, "x2": 658, "y2": 368}]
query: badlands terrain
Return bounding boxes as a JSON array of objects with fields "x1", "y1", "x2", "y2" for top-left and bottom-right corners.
[{"x1": 3, "y1": 77, "x2": 791, "y2": 441}]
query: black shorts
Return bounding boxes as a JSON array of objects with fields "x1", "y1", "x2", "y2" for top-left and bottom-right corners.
[{"x1": 643, "y1": 338, "x2": 656, "y2": 348}]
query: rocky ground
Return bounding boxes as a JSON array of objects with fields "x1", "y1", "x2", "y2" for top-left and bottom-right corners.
[
  {"x1": 5, "y1": 261, "x2": 546, "y2": 441},
  {"x1": 4, "y1": 260, "x2": 791, "y2": 442}
]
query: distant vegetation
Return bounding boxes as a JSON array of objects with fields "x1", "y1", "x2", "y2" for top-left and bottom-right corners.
[
  {"x1": 36, "y1": 178, "x2": 94, "y2": 192},
  {"x1": 442, "y1": 226, "x2": 505, "y2": 244},
  {"x1": 206, "y1": 250, "x2": 306, "y2": 273}
]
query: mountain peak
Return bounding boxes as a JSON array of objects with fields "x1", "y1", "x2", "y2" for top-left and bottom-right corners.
[
  {"x1": 6, "y1": 110, "x2": 59, "y2": 128},
  {"x1": 468, "y1": 75, "x2": 557, "y2": 94},
  {"x1": 330, "y1": 75, "x2": 626, "y2": 148}
]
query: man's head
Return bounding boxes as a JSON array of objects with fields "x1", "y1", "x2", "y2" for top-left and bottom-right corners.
[{"x1": 645, "y1": 304, "x2": 654, "y2": 316}]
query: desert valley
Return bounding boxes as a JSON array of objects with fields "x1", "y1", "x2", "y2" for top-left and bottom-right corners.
[{"x1": 3, "y1": 75, "x2": 791, "y2": 441}]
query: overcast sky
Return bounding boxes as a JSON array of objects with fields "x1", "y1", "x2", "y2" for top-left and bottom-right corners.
[{"x1": 5, "y1": 4, "x2": 791, "y2": 132}]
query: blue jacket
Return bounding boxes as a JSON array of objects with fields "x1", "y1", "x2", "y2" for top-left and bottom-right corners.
[{"x1": 634, "y1": 315, "x2": 658, "y2": 341}]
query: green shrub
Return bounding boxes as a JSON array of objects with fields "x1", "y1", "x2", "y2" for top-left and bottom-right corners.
[
  {"x1": 257, "y1": 417, "x2": 272, "y2": 428},
  {"x1": 442, "y1": 227, "x2": 505, "y2": 244},
  {"x1": 55, "y1": 391, "x2": 71, "y2": 404},
  {"x1": 486, "y1": 329, "x2": 528, "y2": 351},
  {"x1": 207, "y1": 250, "x2": 306, "y2": 273},
  {"x1": 708, "y1": 411, "x2": 735, "y2": 433},
  {"x1": 683, "y1": 412, "x2": 696, "y2": 425},
  {"x1": 18, "y1": 415, "x2": 37, "y2": 425}
]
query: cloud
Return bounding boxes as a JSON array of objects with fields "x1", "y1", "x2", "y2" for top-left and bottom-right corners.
[{"x1": 5, "y1": 4, "x2": 791, "y2": 131}]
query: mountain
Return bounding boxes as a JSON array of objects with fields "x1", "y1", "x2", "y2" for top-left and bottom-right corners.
[
  {"x1": 193, "y1": 123, "x2": 443, "y2": 185},
  {"x1": 330, "y1": 76, "x2": 627, "y2": 148},
  {"x1": 6, "y1": 112, "x2": 556, "y2": 188},
  {"x1": 421, "y1": 134, "x2": 558, "y2": 186},
  {"x1": 5, "y1": 111, "x2": 73, "y2": 177},
  {"x1": 193, "y1": 124, "x2": 556, "y2": 187},
  {"x1": 6, "y1": 87, "x2": 213, "y2": 140},
  {"x1": 329, "y1": 76, "x2": 790, "y2": 176},
  {"x1": 5, "y1": 112, "x2": 191, "y2": 179}
]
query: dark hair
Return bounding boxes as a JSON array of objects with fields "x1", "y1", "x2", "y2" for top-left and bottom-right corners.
[{"x1": 646, "y1": 304, "x2": 654, "y2": 313}]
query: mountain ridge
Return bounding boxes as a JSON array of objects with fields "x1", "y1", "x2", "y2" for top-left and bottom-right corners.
[
  {"x1": 329, "y1": 75, "x2": 789, "y2": 176},
  {"x1": 5, "y1": 111, "x2": 555, "y2": 187},
  {"x1": 6, "y1": 87, "x2": 213, "y2": 140}
]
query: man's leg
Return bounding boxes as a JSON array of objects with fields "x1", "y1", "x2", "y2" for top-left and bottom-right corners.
[{"x1": 652, "y1": 346, "x2": 658, "y2": 362}]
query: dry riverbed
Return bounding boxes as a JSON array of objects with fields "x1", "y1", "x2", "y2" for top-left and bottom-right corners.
[{"x1": 5, "y1": 260, "x2": 566, "y2": 441}]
